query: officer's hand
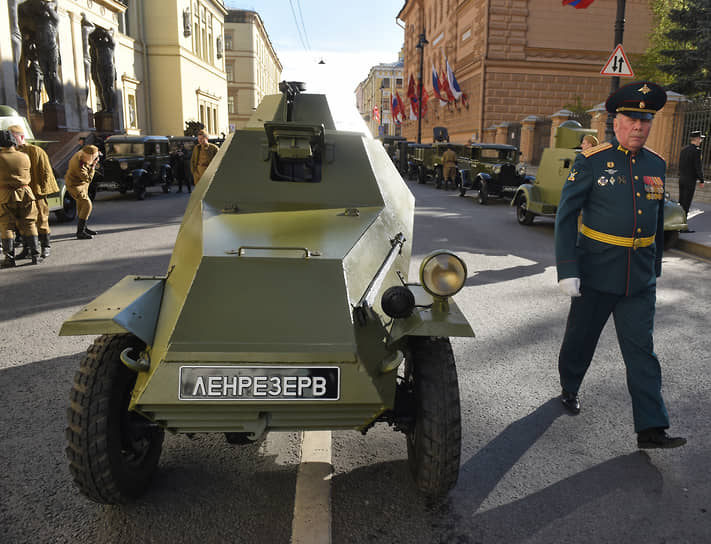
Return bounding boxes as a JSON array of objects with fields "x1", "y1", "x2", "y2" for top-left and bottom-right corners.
[{"x1": 558, "y1": 277, "x2": 581, "y2": 297}]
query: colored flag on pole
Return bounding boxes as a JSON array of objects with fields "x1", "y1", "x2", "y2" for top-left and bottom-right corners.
[
  {"x1": 432, "y1": 64, "x2": 447, "y2": 106},
  {"x1": 373, "y1": 105, "x2": 380, "y2": 123},
  {"x1": 562, "y1": 0, "x2": 595, "y2": 8},
  {"x1": 445, "y1": 58, "x2": 462, "y2": 101},
  {"x1": 440, "y1": 69, "x2": 454, "y2": 103},
  {"x1": 392, "y1": 93, "x2": 402, "y2": 124},
  {"x1": 407, "y1": 74, "x2": 420, "y2": 119}
]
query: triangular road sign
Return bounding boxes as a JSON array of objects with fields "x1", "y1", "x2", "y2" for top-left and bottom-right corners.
[{"x1": 601, "y1": 44, "x2": 634, "y2": 77}]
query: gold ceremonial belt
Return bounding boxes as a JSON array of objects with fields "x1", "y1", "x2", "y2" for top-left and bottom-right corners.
[{"x1": 581, "y1": 224, "x2": 655, "y2": 249}]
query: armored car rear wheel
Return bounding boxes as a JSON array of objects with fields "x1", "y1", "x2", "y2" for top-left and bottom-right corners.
[
  {"x1": 404, "y1": 336, "x2": 461, "y2": 498},
  {"x1": 66, "y1": 334, "x2": 164, "y2": 504},
  {"x1": 516, "y1": 195, "x2": 535, "y2": 225}
]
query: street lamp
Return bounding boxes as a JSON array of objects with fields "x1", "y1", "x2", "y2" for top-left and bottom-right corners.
[{"x1": 415, "y1": 31, "x2": 428, "y2": 144}]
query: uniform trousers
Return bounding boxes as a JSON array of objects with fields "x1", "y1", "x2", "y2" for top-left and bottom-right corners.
[
  {"x1": 67, "y1": 183, "x2": 93, "y2": 220},
  {"x1": 678, "y1": 178, "x2": 696, "y2": 216},
  {"x1": 558, "y1": 285, "x2": 670, "y2": 432},
  {"x1": 35, "y1": 196, "x2": 50, "y2": 234},
  {"x1": 1, "y1": 199, "x2": 38, "y2": 237}
]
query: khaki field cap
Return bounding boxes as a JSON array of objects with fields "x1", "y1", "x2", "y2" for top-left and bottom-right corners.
[
  {"x1": 82, "y1": 144, "x2": 99, "y2": 155},
  {"x1": 7, "y1": 124, "x2": 24, "y2": 134},
  {"x1": 197, "y1": 129, "x2": 208, "y2": 137}
]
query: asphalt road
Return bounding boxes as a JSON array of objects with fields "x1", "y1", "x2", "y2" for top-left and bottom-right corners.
[{"x1": 1, "y1": 179, "x2": 710, "y2": 543}]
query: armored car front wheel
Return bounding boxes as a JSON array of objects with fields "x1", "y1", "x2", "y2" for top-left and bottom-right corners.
[
  {"x1": 403, "y1": 336, "x2": 461, "y2": 498},
  {"x1": 66, "y1": 334, "x2": 164, "y2": 504}
]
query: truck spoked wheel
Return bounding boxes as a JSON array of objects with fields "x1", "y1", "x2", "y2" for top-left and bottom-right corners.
[
  {"x1": 478, "y1": 181, "x2": 488, "y2": 205},
  {"x1": 516, "y1": 195, "x2": 534, "y2": 225},
  {"x1": 403, "y1": 336, "x2": 461, "y2": 498},
  {"x1": 66, "y1": 333, "x2": 164, "y2": 504}
]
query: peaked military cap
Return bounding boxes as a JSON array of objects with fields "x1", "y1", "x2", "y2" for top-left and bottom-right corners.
[
  {"x1": 605, "y1": 81, "x2": 667, "y2": 120},
  {"x1": 690, "y1": 130, "x2": 706, "y2": 139}
]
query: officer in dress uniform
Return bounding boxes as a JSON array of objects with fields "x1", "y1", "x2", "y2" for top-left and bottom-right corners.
[
  {"x1": 554, "y1": 81, "x2": 686, "y2": 449},
  {"x1": 0, "y1": 130, "x2": 39, "y2": 267},
  {"x1": 677, "y1": 130, "x2": 705, "y2": 232},
  {"x1": 8, "y1": 125, "x2": 60, "y2": 258},
  {"x1": 190, "y1": 129, "x2": 219, "y2": 185}
]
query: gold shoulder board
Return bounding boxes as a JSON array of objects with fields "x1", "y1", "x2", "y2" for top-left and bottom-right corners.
[{"x1": 582, "y1": 142, "x2": 613, "y2": 158}]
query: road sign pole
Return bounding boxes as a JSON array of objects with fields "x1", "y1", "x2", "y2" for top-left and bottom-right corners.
[{"x1": 606, "y1": 0, "x2": 627, "y2": 141}]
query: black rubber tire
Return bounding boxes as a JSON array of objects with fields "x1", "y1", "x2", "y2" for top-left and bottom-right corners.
[
  {"x1": 516, "y1": 195, "x2": 535, "y2": 225},
  {"x1": 418, "y1": 165, "x2": 426, "y2": 184},
  {"x1": 478, "y1": 180, "x2": 488, "y2": 205},
  {"x1": 55, "y1": 192, "x2": 77, "y2": 222},
  {"x1": 434, "y1": 167, "x2": 443, "y2": 189},
  {"x1": 664, "y1": 230, "x2": 679, "y2": 250},
  {"x1": 66, "y1": 333, "x2": 164, "y2": 504},
  {"x1": 134, "y1": 183, "x2": 146, "y2": 200},
  {"x1": 162, "y1": 184, "x2": 171, "y2": 193},
  {"x1": 404, "y1": 336, "x2": 461, "y2": 498}
]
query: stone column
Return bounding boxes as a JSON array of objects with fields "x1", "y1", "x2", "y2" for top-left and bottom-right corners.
[
  {"x1": 587, "y1": 104, "x2": 607, "y2": 143},
  {"x1": 482, "y1": 125, "x2": 496, "y2": 143},
  {"x1": 520, "y1": 115, "x2": 538, "y2": 164},
  {"x1": 550, "y1": 109, "x2": 572, "y2": 148},
  {"x1": 495, "y1": 122, "x2": 510, "y2": 145}
]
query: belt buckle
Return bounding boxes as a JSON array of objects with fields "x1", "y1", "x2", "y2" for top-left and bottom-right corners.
[{"x1": 632, "y1": 237, "x2": 641, "y2": 250}]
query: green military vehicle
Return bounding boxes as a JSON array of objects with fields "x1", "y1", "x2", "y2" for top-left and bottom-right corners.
[
  {"x1": 511, "y1": 120, "x2": 687, "y2": 248},
  {"x1": 60, "y1": 81, "x2": 475, "y2": 504},
  {"x1": 458, "y1": 143, "x2": 532, "y2": 204},
  {"x1": 0, "y1": 105, "x2": 75, "y2": 222}
]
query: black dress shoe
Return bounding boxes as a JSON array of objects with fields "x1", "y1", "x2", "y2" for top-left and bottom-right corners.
[
  {"x1": 560, "y1": 390, "x2": 580, "y2": 414},
  {"x1": 637, "y1": 428, "x2": 687, "y2": 449},
  {"x1": 680, "y1": 229, "x2": 695, "y2": 233}
]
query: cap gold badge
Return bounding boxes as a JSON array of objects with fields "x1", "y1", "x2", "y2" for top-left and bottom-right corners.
[{"x1": 638, "y1": 84, "x2": 651, "y2": 95}]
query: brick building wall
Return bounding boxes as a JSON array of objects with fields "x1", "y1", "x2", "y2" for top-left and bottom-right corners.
[{"x1": 397, "y1": 0, "x2": 653, "y2": 144}]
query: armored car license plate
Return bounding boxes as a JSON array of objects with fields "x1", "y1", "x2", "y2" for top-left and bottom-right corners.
[{"x1": 179, "y1": 366, "x2": 340, "y2": 401}]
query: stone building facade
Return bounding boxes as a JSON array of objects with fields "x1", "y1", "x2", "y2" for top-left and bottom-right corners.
[
  {"x1": 0, "y1": 0, "x2": 228, "y2": 138},
  {"x1": 224, "y1": 10, "x2": 281, "y2": 132},
  {"x1": 355, "y1": 58, "x2": 405, "y2": 139},
  {"x1": 396, "y1": 0, "x2": 654, "y2": 144}
]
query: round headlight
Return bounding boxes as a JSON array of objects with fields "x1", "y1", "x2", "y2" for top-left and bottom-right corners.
[
  {"x1": 493, "y1": 165, "x2": 502, "y2": 175},
  {"x1": 419, "y1": 251, "x2": 467, "y2": 297},
  {"x1": 120, "y1": 162, "x2": 128, "y2": 170},
  {"x1": 517, "y1": 164, "x2": 526, "y2": 176}
]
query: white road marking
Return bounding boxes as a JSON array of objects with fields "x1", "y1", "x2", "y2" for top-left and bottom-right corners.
[{"x1": 291, "y1": 431, "x2": 332, "y2": 544}]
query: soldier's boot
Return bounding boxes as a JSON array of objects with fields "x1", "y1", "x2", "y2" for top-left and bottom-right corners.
[
  {"x1": 1, "y1": 238, "x2": 16, "y2": 268},
  {"x1": 39, "y1": 233, "x2": 51, "y2": 258},
  {"x1": 23, "y1": 235, "x2": 41, "y2": 265},
  {"x1": 84, "y1": 223, "x2": 98, "y2": 235},
  {"x1": 77, "y1": 219, "x2": 93, "y2": 240},
  {"x1": 15, "y1": 242, "x2": 31, "y2": 260}
]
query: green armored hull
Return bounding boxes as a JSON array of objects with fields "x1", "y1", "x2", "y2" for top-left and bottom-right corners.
[{"x1": 61, "y1": 82, "x2": 474, "y2": 504}]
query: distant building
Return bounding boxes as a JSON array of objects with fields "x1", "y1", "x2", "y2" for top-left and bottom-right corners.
[
  {"x1": 396, "y1": 0, "x2": 654, "y2": 143},
  {"x1": 356, "y1": 57, "x2": 404, "y2": 139},
  {"x1": 0, "y1": 0, "x2": 228, "y2": 137},
  {"x1": 224, "y1": 10, "x2": 282, "y2": 131}
]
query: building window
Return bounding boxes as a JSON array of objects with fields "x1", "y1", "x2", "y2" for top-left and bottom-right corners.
[
  {"x1": 213, "y1": 108, "x2": 217, "y2": 134},
  {"x1": 208, "y1": 13, "x2": 214, "y2": 64},
  {"x1": 200, "y1": 104, "x2": 205, "y2": 126},
  {"x1": 382, "y1": 77, "x2": 390, "y2": 88},
  {"x1": 225, "y1": 32, "x2": 233, "y2": 50},
  {"x1": 127, "y1": 94, "x2": 137, "y2": 128},
  {"x1": 228, "y1": 96, "x2": 234, "y2": 114},
  {"x1": 226, "y1": 63, "x2": 234, "y2": 82},
  {"x1": 396, "y1": 78, "x2": 403, "y2": 88}
]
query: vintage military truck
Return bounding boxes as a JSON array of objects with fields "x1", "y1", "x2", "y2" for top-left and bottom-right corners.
[
  {"x1": 511, "y1": 120, "x2": 687, "y2": 248},
  {"x1": 60, "y1": 81, "x2": 475, "y2": 504},
  {"x1": 94, "y1": 135, "x2": 173, "y2": 200},
  {"x1": 458, "y1": 143, "x2": 532, "y2": 204},
  {"x1": 0, "y1": 105, "x2": 75, "y2": 221}
]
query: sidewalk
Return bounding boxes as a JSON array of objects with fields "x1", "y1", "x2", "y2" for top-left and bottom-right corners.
[{"x1": 677, "y1": 199, "x2": 711, "y2": 260}]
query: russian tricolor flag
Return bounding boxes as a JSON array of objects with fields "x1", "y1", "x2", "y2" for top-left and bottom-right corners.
[
  {"x1": 432, "y1": 64, "x2": 447, "y2": 106},
  {"x1": 562, "y1": 0, "x2": 595, "y2": 8}
]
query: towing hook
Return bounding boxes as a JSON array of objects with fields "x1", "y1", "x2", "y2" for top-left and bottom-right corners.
[{"x1": 120, "y1": 347, "x2": 150, "y2": 372}]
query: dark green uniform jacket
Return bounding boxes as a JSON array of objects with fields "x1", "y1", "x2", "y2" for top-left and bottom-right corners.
[{"x1": 555, "y1": 138, "x2": 665, "y2": 296}]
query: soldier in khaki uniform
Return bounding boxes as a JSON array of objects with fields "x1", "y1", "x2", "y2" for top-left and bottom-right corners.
[
  {"x1": 190, "y1": 129, "x2": 219, "y2": 184},
  {"x1": 66, "y1": 145, "x2": 100, "y2": 239},
  {"x1": 0, "y1": 130, "x2": 39, "y2": 267},
  {"x1": 8, "y1": 125, "x2": 60, "y2": 258},
  {"x1": 441, "y1": 146, "x2": 458, "y2": 190}
]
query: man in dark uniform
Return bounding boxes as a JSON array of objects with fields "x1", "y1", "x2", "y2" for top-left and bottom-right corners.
[
  {"x1": 554, "y1": 81, "x2": 686, "y2": 449},
  {"x1": 677, "y1": 130, "x2": 704, "y2": 232}
]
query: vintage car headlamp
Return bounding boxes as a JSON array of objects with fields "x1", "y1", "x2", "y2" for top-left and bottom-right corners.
[
  {"x1": 120, "y1": 162, "x2": 129, "y2": 170},
  {"x1": 517, "y1": 164, "x2": 527, "y2": 176},
  {"x1": 493, "y1": 165, "x2": 502, "y2": 175},
  {"x1": 419, "y1": 251, "x2": 467, "y2": 298}
]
